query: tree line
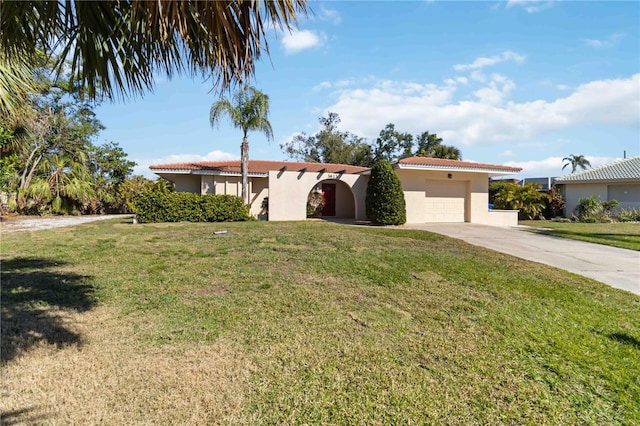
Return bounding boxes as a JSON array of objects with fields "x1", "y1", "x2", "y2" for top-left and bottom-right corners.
[
  {"x1": 0, "y1": 56, "x2": 140, "y2": 214},
  {"x1": 281, "y1": 112, "x2": 461, "y2": 167}
]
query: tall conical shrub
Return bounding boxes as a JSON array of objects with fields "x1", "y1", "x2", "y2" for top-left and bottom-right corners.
[{"x1": 365, "y1": 160, "x2": 406, "y2": 225}]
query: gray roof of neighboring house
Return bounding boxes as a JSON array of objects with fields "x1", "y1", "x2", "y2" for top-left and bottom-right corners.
[{"x1": 555, "y1": 156, "x2": 640, "y2": 184}]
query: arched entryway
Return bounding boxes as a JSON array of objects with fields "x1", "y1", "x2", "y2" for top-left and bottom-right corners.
[{"x1": 306, "y1": 179, "x2": 356, "y2": 219}]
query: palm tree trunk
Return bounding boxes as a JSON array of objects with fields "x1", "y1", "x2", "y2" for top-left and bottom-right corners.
[{"x1": 240, "y1": 137, "x2": 249, "y2": 205}]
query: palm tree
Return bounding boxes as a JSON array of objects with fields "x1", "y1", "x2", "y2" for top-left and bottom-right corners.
[
  {"x1": 1, "y1": 0, "x2": 308, "y2": 101},
  {"x1": 27, "y1": 153, "x2": 95, "y2": 213},
  {"x1": 562, "y1": 154, "x2": 591, "y2": 173},
  {"x1": 210, "y1": 87, "x2": 273, "y2": 205}
]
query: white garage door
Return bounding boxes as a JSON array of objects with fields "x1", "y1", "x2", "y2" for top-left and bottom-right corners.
[{"x1": 424, "y1": 180, "x2": 467, "y2": 222}]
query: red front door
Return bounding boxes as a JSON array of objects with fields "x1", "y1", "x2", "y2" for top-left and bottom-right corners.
[{"x1": 322, "y1": 183, "x2": 336, "y2": 216}]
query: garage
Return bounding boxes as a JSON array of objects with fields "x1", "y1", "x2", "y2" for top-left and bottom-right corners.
[{"x1": 424, "y1": 180, "x2": 468, "y2": 222}]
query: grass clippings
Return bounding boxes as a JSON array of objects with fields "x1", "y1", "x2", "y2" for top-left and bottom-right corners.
[{"x1": 2, "y1": 219, "x2": 639, "y2": 424}]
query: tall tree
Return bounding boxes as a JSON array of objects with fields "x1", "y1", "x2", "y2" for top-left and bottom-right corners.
[
  {"x1": 1, "y1": 55, "x2": 135, "y2": 214},
  {"x1": 1, "y1": 1, "x2": 308, "y2": 102},
  {"x1": 562, "y1": 154, "x2": 591, "y2": 173},
  {"x1": 281, "y1": 112, "x2": 373, "y2": 167},
  {"x1": 415, "y1": 131, "x2": 461, "y2": 160},
  {"x1": 210, "y1": 86, "x2": 273, "y2": 205},
  {"x1": 373, "y1": 123, "x2": 413, "y2": 162}
]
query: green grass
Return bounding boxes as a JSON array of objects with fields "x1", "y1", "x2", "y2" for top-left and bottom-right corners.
[
  {"x1": 519, "y1": 220, "x2": 640, "y2": 250},
  {"x1": 2, "y1": 219, "x2": 639, "y2": 424}
]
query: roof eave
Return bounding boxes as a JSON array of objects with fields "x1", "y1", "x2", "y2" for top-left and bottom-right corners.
[
  {"x1": 395, "y1": 163, "x2": 521, "y2": 175},
  {"x1": 151, "y1": 168, "x2": 268, "y2": 177},
  {"x1": 191, "y1": 170, "x2": 268, "y2": 177},
  {"x1": 555, "y1": 178, "x2": 640, "y2": 184},
  {"x1": 151, "y1": 169, "x2": 193, "y2": 175}
]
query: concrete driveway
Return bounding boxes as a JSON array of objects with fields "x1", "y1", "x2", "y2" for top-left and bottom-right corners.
[{"x1": 405, "y1": 223, "x2": 640, "y2": 295}]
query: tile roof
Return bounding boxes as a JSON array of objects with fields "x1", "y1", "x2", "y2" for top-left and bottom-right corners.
[
  {"x1": 150, "y1": 160, "x2": 370, "y2": 175},
  {"x1": 151, "y1": 157, "x2": 521, "y2": 176},
  {"x1": 554, "y1": 156, "x2": 640, "y2": 183},
  {"x1": 397, "y1": 156, "x2": 522, "y2": 173}
]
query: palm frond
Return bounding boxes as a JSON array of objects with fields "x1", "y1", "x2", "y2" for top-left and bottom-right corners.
[
  {"x1": 0, "y1": 53, "x2": 38, "y2": 116},
  {"x1": 1, "y1": 0, "x2": 309, "y2": 100}
]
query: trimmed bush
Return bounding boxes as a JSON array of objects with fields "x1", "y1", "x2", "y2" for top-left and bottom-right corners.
[
  {"x1": 365, "y1": 160, "x2": 406, "y2": 225},
  {"x1": 133, "y1": 191, "x2": 249, "y2": 223}
]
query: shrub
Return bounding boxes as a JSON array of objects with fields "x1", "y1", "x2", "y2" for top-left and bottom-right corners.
[
  {"x1": 574, "y1": 195, "x2": 605, "y2": 222},
  {"x1": 306, "y1": 192, "x2": 325, "y2": 218},
  {"x1": 543, "y1": 186, "x2": 565, "y2": 219},
  {"x1": 366, "y1": 160, "x2": 406, "y2": 225},
  {"x1": 494, "y1": 183, "x2": 548, "y2": 220},
  {"x1": 133, "y1": 191, "x2": 249, "y2": 223},
  {"x1": 601, "y1": 199, "x2": 620, "y2": 212},
  {"x1": 489, "y1": 181, "x2": 515, "y2": 204},
  {"x1": 201, "y1": 194, "x2": 248, "y2": 222},
  {"x1": 615, "y1": 207, "x2": 640, "y2": 222},
  {"x1": 117, "y1": 176, "x2": 174, "y2": 213}
]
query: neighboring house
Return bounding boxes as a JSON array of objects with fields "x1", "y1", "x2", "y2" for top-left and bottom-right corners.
[
  {"x1": 554, "y1": 156, "x2": 640, "y2": 215},
  {"x1": 150, "y1": 157, "x2": 522, "y2": 226},
  {"x1": 519, "y1": 176, "x2": 558, "y2": 191}
]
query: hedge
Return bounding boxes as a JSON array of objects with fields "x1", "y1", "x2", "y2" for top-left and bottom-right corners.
[
  {"x1": 365, "y1": 160, "x2": 406, "y2": 225},
  {"x1": 132, "y1": 191, "x2": 250, "y2": 223}
]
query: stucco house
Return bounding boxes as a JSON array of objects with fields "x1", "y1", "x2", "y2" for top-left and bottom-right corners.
[
  {"x1": 150, "y1": 157, "x2": 522, "y2": 226},
  {"x1": 554, "y1": 156, "x2": 640, "y2": 215}
]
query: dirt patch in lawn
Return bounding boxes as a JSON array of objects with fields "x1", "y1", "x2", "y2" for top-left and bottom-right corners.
[
  {"x1": 1, "y1": 306, "x2": 253, "y2": 424},
  {"x1": 1, "y1": 215, "x2": 133, "y2": 233}
]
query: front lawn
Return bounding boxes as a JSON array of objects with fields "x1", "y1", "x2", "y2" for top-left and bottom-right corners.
[
  {"x1": 2, "y1": 219, "x2": 639, "y2": 424},
  {"x1": 519, "y1": 220, "x2": 640, "y2": 251}
]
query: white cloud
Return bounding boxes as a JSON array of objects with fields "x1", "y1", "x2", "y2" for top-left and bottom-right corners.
[
  {"x1": 454, "y1": 50, "x2": 526, "y2": 72},
  {"x1": 584, "y1": 33, "x2": 624, "y2": 49},
  {"x1": 312, "y1": 79, "x2": 355, "y2": 91},
  {"x1": 500, "y1": 150, "x2": 515, "y2": 157},
  {"x1": 134, "y1": 150, "x2": 238, "y2": 178},
  {"x1": 506, "y1": 0, "x2": 557, "y2": 13},
  {"x1": 504, "y1": 156, "x2": 617, "y2": 178},
  {"x1": 281, "y1": 29, "x2": 326, "y2": 54},
  {"x1": 323, "y1": 74, "x2": 640, "y2": 148},
  {"x1": 473, "y1": 74, "x2": 516, "y2": 105},
  {"x1": 556, "y1": 84, "x2": 571, "y2": 91},
  {"x1": 318, "y1": 5, "x2": 342, "y2": 24}
]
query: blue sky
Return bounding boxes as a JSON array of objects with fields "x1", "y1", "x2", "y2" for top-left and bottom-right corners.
[{"x1": 94, "y1": 0, "x2": 639, "y2": 178}]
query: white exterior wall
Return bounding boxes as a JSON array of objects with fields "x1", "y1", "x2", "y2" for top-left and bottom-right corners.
[
  {"x1": 249, "y1": 178, "x2": 269, "y2": 218},
  {"x1": 607, "y1": 184, "x2": 640, "y2": 210},
  {"x1": 561, "y1": 182, "x2": 640, "y2": 215},
  {"x1": 484, "y1": 210, "x2": 520, "y2": 227},
  {"x1": 561, "y1": 183, "x2": 608, "y2": 216},
  {"x1": 172, "y1": 174, "x2": 200, "y2": 193},
  {"x1": 396, "y1": 169, "x2": 468, "y2": 223},
  {"x1": 158, "y1": 168, "x2": 520, "y2": 226},
  {"x1": 268, "y1": 170, "x2": 367, "y2": 221},
  {"x1": 334, "y1": 181, "x2": 356, "y2": 218},
  {"x1": 395, "y1": 169, "x2": 518, "y2": 226}
]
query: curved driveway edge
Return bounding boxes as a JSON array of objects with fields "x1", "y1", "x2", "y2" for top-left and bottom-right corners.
[
  {"x1": 405, "y1": 223, "x2": 640, "y2": 296},
  {"x1": 1, "y1": 214, "x2": 133, "y2": 233}
]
